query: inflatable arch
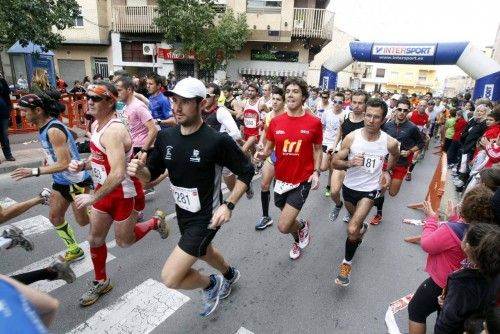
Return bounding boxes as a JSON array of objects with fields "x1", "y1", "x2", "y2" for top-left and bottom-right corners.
[{"x1": 319, "y1": 42, "x2": 500, "y2": 101}]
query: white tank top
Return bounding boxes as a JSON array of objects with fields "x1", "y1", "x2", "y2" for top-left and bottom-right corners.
[{"x1": 344, "y1": 128, "x2": 389, "y2": 191}]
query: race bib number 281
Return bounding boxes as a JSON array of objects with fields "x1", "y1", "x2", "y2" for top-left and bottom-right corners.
[{"x1": 170, "y1": 185, "x2": 201, "y2": 213}]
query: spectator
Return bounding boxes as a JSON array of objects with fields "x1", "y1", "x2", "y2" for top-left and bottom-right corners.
[
  {"x1": 56, "y1": 76, "x2": 68, "y2": 94},
  {"x1": 407, "y1": 185, "x2": 496, "y2": 334},
  {"x1": 447, "y1": 110, "x2": 467, "y2": 167},
  {"x1": 0, "y1": 72, "x2": 15, "y2": 162},
  {"x1": 31, "y1": 68, "x2": 51, "y2": 92},
  {"x1": 83, "y1": 75, "x2": 91, "y2": 89},
  {"x1": 69, "y1": 80, "x2": 86, "y2": 95},
  {"x1": 483, "y1": 110, "x2": 500, "y2": 141},
  {"x1": 92, "y1": 73, "x2": 103, "y2": 83},
  {"x1": 434, "y1": 223, "x2": 500, "y2": 334},
  {"x1": 443, "y1": 109, "x2": 457, "y2": 152},
  {"x1": 16, "y1": 74, "x2": 28, "y2": 90}
]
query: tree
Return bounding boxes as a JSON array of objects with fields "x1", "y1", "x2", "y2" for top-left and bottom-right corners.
[
  {"x1": 155, "y1": 1, "x2": 249, "y2": 74},
  {"x1": 0, "y1": 0, "x2": 80, "y2": 51}
]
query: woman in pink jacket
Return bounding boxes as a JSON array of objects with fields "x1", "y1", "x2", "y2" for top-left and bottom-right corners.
[{"x1": 407, "y1": 185, "x2": 496, "y2": 334}]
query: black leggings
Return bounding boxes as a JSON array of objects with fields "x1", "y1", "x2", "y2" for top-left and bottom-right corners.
[{"x1": 408, "y1": 276, "x2": 442, "y2": 323}]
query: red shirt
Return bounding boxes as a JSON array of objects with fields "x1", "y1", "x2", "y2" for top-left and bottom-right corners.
[
  {"x1": 452, "y1": 118, "x2": 467, "y2": 141},
  {"x1": 410, "y1": 111, "x2": 429, "y2": 127},
  {"x1": 484, "y1": 124, "x2": 500, "y2": 140},
  {"x1": 267, "y1": 112, "x2": 322, "y2": 184},
  {"x1": 243, "y1": 99, "x2": 261, "y2": 137}
]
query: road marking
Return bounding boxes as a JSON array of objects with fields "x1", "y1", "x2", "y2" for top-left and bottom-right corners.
[
  {"x1": 0, "y1": 214, "x2": 53, "y2": 236},
  {"x1": 8, "y1": 241, "x2": 116, "y2": 293},
  {"x1": 68, "y1": 278, "x2": 190, "y2": 334},
  {"x1": 236, "y1": 327, "x2": 255, "y2": 334},
  {"x1": 0, "y1": 197, "x2": 16, "y2": 208}
]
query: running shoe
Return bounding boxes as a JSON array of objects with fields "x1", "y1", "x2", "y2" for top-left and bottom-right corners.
[
  {"x1": 335, "y1": 262, "x2": 352, "y2": 287},
  {"x1": 370, "y1": 214, "x2": 383, "y2": 226},
  {"x1": 49, "y1": 256, "x2": 76, "y2": 284},
  {"x1": 329, "y1": 202, "x2": 343, "y2": 223},
  {"x1": 298, "y1": 220, "x2": 310, "y2": 249},
  {"x1": 39, "y1": 188, "x2": 52, "y2": 205},
  {"x1": 324, "y1": 188, "x2": 331, "y2": 197},
  {"x1": 289, "y1": 242, "x2": 301, "y2": 260},
  {"x1": 342, "y1": 213, "x2": 351, "y2": 224},
  {"x1": 64, "y1": 247, "x2": 85, "y2": 263},
  {"x1": 255, "y1": 216, "x2": 273, "y2": 230},
  {"x1": 246, "y1": 184, "x2": 254, "y2": 200},
  {"x1": 219, "y1": 268, "x2": 241, "y2": 299},
  {"x1": 3, "y1": 226, "x2": 34, "y2": 251},
  {"x1": 154, "y1": 210, "x2": 169, "y2": 239},
  {"x1": 200, "y1": 274, "x2": 223, "y2": 317},
  {"x1": 405, "y1": 172, "x2": 412, "y2": 181},
  {"x1": 79, "y1": 278, "x2": 113, "y2": 306},
  {"x1": 144, "y1": 187, "x2": 156, "y2": 197}
]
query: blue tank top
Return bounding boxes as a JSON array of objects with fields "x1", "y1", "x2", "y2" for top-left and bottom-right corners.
[
  {"x1": 39, "y1": 118, "x2": 90, "y2": 185},
  {"x1": 0, "y1": 279, "x2": 49, "y2": 333}
]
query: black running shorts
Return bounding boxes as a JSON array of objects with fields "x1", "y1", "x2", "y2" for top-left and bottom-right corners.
[
  {"x1": 342, "y1": 185, "x2": 380, "y2": 206},
  {"x1": 52, "y1": 177, "x2": 94, "y2": 203},
  {"x1": 178, "y1": 220, "x2": 219, "y2": 257},
  {"x1": 274, "y1": 181, "x2": 311, "y2": 210}
]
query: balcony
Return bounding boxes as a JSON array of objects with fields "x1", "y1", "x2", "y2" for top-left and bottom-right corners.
[
  {"x1": 113, "y1": 6, "x2": 160, "y2": 33},
  {"x1": 292, "y1": 8, "x2": 334, "y2": 40}
]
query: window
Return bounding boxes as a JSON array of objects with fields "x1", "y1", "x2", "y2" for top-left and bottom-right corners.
[
  {"x1": 126, "y1": 0, "x2": 147, "y2": 5},
  {"x1": 418, "y1": 70, "x2": 427, "y2": 83},
  {"x1": 405, "y1": 72, "x2": 413, "y2": 81},
  {"x1": 247, "y1": 0, "x2": 282, "y2": 13},
  {"x1": 74, "y1": 15, "x2": 83, "y2": 27},
  {"x1": 375, "y1": 68, "x2": 385, "y2": 78},
  {"x1": 122, "y1": 42, "x2": 153, "y2": 63}
]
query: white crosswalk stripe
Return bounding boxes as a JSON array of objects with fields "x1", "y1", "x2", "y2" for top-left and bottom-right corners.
[
  {"x1": 236, "y1": 327, "x2": 255, "y2": 334},
  {"x1": 0, "y1": 198, "x2": 53, "y2": 236},
  {"x1": 68, "y1": 278, "x2": 190, "y2": 334},
  {"x1": 8, "y1": 241, "x2": 116, "y2": 293}
]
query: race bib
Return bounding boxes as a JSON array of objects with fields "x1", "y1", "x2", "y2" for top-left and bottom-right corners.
[
  {"x1": 274, "y1": 179, "x2": 300, "y2": 195},
  {"x1": 170, "y1": 185, "x2": 201, "y2": 213},
  {"x1": 244, "y1": 117, "x2": 257, "y2": 128},
  {"x1": 91, "y1": 163, "x2": 108, "y2": 184},
  {"x1": 361, "y1": 154, "x2": 380, "y2": 174}
]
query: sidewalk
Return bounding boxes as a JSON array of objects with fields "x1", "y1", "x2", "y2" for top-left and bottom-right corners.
[{"x1": 0, "y1": 128, "x2": 87, "y2": 174}]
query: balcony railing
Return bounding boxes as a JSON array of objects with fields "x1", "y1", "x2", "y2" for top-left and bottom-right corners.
[
  {"x1": 113, "y1": 6, "x2": 160, "y2": 33},
  {"x1": 292, "y1": 8, "x2": 334, "y2": 40}
]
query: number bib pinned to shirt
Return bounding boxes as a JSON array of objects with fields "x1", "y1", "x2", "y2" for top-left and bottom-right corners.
[
  {"x1": 274, "y1": 179, "x2": 300, "y2": 195},
  {"x1": 170, "y1": 184, "x2": 201, "y2": 213},
  {"x1": 361, "y1": 154, "x2": 380, "y2": 174},
  {"x1": 244, "y1": 117, "x2": 257, "y2": 128},
  {"x1": 91, "y1": 163, "x2": 108, "y2": 184}
]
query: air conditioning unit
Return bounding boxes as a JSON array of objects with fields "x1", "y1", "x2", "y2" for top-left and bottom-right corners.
[{"x1": 143, "y1": 43, "x2": 155, "y2": 56}]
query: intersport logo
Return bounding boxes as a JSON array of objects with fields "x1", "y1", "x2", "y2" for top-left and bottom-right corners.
[{"x1": 373, "y1": 45, "x2": 436, "y2": 56}]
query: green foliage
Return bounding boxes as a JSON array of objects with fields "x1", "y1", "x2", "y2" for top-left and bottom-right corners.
[
  {"x1": 155, "y1": 1, "x2": 248, "y2": 73},
  {"x1": 0, "y1": 0, "x2": 80, "y2": 51}
]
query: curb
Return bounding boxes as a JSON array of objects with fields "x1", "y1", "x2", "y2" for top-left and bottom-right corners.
[{"x1": 0, "y1": 159, "x2": 44, "y2": 175}]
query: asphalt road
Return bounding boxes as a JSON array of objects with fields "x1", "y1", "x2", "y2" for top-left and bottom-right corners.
[{"x1": 0, "y1": 153, "x2": 439, "y2": 334}]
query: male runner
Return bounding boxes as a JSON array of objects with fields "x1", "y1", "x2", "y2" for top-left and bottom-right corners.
[
  {"x1": 258, "y1": 83, "x2": 273, "y2": 110},
  {"x1": 12, "y1": 92, "x2": 93, "y2": 262},
  {"x1": 255, "y1": 77, "x2": 322, "y2": 259},
  {"x1": 128, "y1": 77, "x2": 254, "y2": 317},
  {"x1": 332, "y1": 98, "x2": 400, "y2": 286},
  {"x1": 329, "y1": 90, "x2": 369, "y2": 223},
  {"x1": 406, "y1": 99, "x2": 430, "y2": 181},
  {"x1": 203, "y1": 83, "x2": 243, "y2": 191},
  {"x1": 69, "y1": 82, "x2": 169, "y2": 306},
  {"x1": 370, "y1": 98, "x2": 424, "y2": 225}
]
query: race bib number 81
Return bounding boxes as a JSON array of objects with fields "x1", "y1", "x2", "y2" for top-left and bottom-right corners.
[
  {"x1": 170, "y1": 185, "x2": 201, "y2": 213},
  {"x1": 361, "y1": 154, "x2": 380, "y2": 174}
]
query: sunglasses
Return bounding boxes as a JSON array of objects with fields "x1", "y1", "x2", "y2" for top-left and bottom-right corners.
[
  {"x1": 206, "y1": 93, "x2": 216, "y2": 98},
  {"x1": 332, "y1": 100, "x2": 343, "y2": 105},
  {"x1": 86, "y1": 94, "x2": 106, "y2": 102},
  {"x1": 396, "y1": 108, "x2": 410, "y2": 112}
]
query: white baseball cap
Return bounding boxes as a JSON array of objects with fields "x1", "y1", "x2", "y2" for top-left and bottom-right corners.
[
  {"x1": 166, "y1": 77, "x2": 206, "y2": 99},
  {"x1": 391, "y1": 94, "x2": 401, "y2": 100}
]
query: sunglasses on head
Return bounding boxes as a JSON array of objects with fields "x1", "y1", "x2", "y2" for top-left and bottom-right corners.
[
  {"x1": 86, "y1": 94, "x2": 105, "y2": 102},
  {"x1": 396, "y1": 108, "x2": 410, "y2": 112},
  {"x1": 332, "y1": 100, "x2": 343, "y2": 105}
]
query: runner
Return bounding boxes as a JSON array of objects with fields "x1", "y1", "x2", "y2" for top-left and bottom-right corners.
[
  {"x1": 203, "y1": 83, "x2": 243, "y2": 192},
  {"x1": 370, "y1": 98, "x2": 424, "y2": 225},
  {"x1": 255, "y1": 77, "x2": 322, "y2": 259},
  {"x1": 321, "y1": 92, "x2": 343, "y2": 197},
  {"x1": 406, "y1": 99, "x2": 431, "y2": 181},
  {"x1": 328, "y1": 90, "x2": 369, "y2": 223},
  {"x1": 255, "y1": 87, "x2": 286, "y2": 230},
  {"x1": 331, "y1": 98, "x2": 400, "y2": 286},
  {"x1": 258, "y1": 83, "x2": 273, "y2": 110},
  {"x1": 11, "y1": 92, "x2": 94, "y2": 262},
  {"x1": 68, "y1": 82, "x2": 169, "y2": 306},
  {"x1": 127, "y1": 77, "x2": 254, "y2": 317}
]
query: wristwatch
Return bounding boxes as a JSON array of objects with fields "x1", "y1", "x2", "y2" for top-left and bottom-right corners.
[
  {"x1": 32, "y1": 167, "x2": 40, "y2": 177},
  {"x1": 223, "y1": 200, "x2": 235, "y2": 210}
]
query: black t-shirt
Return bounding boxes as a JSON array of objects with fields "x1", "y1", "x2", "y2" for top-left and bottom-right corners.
[
  {"x1": 147, "y1": 123, "x2": 254, "y2": 223},
  {"x1": 341, "y1": 113, "x2": 364, "y2": 140},
  {"x1": 383, "y1": 120, "x2": 424, "y2": 166}
]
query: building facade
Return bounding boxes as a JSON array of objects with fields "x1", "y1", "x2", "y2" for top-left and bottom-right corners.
[{"x1": 111, "y1": 0, "x2": 335, "y2": 81}]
